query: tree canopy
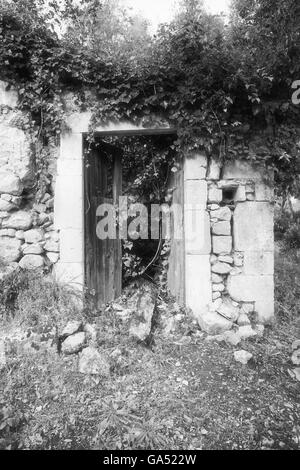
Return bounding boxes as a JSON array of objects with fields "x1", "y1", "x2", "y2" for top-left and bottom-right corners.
[{"x1": 0, "y1": 0, "x2": 300, "y2": 196}]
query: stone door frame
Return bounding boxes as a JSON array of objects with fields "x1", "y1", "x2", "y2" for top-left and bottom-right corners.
[{"x1": 54, "y1": 112, "x2": 179, "y2": 293}]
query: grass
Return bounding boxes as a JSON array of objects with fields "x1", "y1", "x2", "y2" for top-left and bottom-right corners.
[{"x1": 0, "y1": 248, "x2": 299, "y2": 450}]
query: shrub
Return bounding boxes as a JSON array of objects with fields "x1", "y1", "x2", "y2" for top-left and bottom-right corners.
[
  {"x1": 0, "y1": 269, "x2": 83, "y2": 328},
  {"x1": 275, "y1": 249, "x2": 300, "y2": 323},
  {"x1": 274, "y1": 210, "x2": 300, "y2": 249}
]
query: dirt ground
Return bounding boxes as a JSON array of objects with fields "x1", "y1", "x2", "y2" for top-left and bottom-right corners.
[{"x1": 0, "y1": 250, "x2": 299, "y2": 450}]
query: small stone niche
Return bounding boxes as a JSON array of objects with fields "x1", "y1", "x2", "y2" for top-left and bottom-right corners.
[{"x1": 222, "y1": 187, "x2": 237, "y2": 204}]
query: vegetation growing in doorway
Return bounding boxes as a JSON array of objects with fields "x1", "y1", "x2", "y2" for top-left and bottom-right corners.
[{"x1": 95, "y1": 134, "x2": 176, "y2": 283}]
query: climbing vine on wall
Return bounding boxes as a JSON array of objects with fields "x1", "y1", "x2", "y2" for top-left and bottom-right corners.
[{"x1": 0, "y1": 0, "x2": 300, "y2": 198}]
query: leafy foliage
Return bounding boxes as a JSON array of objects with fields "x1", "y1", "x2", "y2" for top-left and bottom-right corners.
[
  {"x1": 0, "y1": 0, "x2": 300, "y2": 196},
  {"x1": 0, "y1": 269, "x2": 82, "y2": 326},
  {"x1": 275, "y1": 209, "x2": 300, "y2": 249}
]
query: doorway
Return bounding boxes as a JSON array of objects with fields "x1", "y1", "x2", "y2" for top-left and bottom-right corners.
[{"x1": 83, "y1": 129, "x2": 178, "y2": 308}]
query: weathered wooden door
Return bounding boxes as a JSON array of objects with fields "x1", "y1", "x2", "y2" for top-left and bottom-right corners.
[{"x1": 84, "y1": 142, "x2": 122, "y2": 307}]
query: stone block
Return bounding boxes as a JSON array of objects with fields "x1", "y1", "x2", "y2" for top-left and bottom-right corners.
[
  {"x1": 237, "y1": 325, "x2": 257, "y2": 339},
  {"x1": 78, "y1": 347, "x2": 110, "y2": 376},
  {"x1": 218, "y1": 255, "x2": 233, "y2": 264},
  {"x1": 15, "y1": 230, "x2": 25, "y2": 240},
  {"x1": 217, "y1": 180, "x2": 239, "y2": 190},
  {"x1": 243, "y1": 251, "x2": 274, "y2": 275},
  {"x1": 255, "y1": 182, "x2": 274, "y2": 202},
  {"x1": 46, "y1": 252, "x2": 59, "y2": 264},
  {"x1": 216, "y1": 298, "x2": 239, "y2": 322},
  {"x1": 212, "y1": 236, "x2": 232, "y2": 254},
  {"x1": 212, "y1": 221, "x2": 231, "y2": 236},
  {"x1": 19, "y1": 255, "x2": 44, "y2": 270},
  {"x1": 207, "y1": 158, "x2": 221, "y2": 180},
  {"x1": 208, "y1": 186, "x2": 222, "y2": 203},
  {"x1": 184, "y1": 180, "x2": 207, "y2": 208},
  {"x1": 0, "y1": 237, "x2": 22, "y2": 263},
  {"x1": 61, "y1": 332, "x2": 86, "y2": 355},
  {"x1": 54, "y1": 173, "x2": 83, "y2": 230},
  {"x1": 255, "y1": 298, "x2": 274, "y2": 324},
  {"x1": 223, "y1": 161, "x2": 262, "y2": 180},
  {"x1": 211, "y1": 273, "x2": 223, "y2": 283},
  {"x1": 57, "y1": 159, "x2": 83, "y2": 176},
  {"x1": 54, "y1": 262, "x2": 84, "y2": 288},
  {"x1": 59, "y1": 229, "x2": 83, "y2": 263},
  {"x1": 185, "y1": 255, "x2": 212, "y2": 318},
  {"x1": 235, "y1": 185, "x2": 246, "y2": 202},
  {"x1": 211, "y1": 206, "x2": 232, "y2": 221},
  {"x1": 184, "y1": 153, "x2": 207, "y2": 180},
  {"x1": 198, "y1": 311, "x2": 233, "y2": 335},
  {"x1": 44, "y1": 240, "x2": 59, "y2": 253},
  {"x1": 0, "y1": 170, "x2": 23, "y2": 195},
  {"x1": 185, "y1": 210, "x2": 211, "y2": 254},
  {"x1": 0, "y1": 199, "x2": 15, "y2": 211},
  {"x1": 2, "y1": 211, "x2": 32, "y2": 230},
  {"x1": 212, "y1": 284, "x2": 225, "y2": 292},
  {"x1": 0, "y1": 229, "x2": 15, "y2": 237},
  {"x1": 0, "y1": 118, "x2": 32, "y2": 178},
  {"x1": 233, "y1": 202, "x2": 273, "y2": 252},
  {"x1": 24, "y1": 229, "x2": 44, "y2": 244},
  {"x1": 233, "y1": 252, "x2": 244, "y2": 267},
  {"x1": 23, "y1": 244, "x2": 44, "y2": 255},
  {"x1": 212, "y1": 292, "x2": 221, "y2": 300},
  {"x1": 0, "y1": 82, "x2": 18, "y2": 108},
  {"x1": 60, "y1": 133, "x2": 83, "y2": 160},
  {"x1": 237, "y1": 312, "x2": 251, "y2": 326},
  {"x1": 234, "y1": 350, "x2": 253, "y2": 364},
  {"x1": 227, "y1": 274, "x2": 274, "y2": 323},
  {"x1": 211, "y1": 262, "x2": 232, "y2": 275}
]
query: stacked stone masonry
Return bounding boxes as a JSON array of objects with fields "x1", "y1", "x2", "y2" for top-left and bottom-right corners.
[
  {"x1": 184, "y1": 153, "x2": 274, "y2": 327},
  {"x1": 0, "y1": 80, "x2": 275, "y2": 329},
  {"x1": 0, "y1": 81, "x2": 60, "y2": 274}
]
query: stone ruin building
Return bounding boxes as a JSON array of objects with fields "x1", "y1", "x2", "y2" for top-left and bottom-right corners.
[{"x1": 0, "y1": 81, "x2": 274, "y2": 334}]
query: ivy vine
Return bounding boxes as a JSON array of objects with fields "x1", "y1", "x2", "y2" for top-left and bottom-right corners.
[{"x1": 0, "y1": 0, "x2": 300, "y2": 199}]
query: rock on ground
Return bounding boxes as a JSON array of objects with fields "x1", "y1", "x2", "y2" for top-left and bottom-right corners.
[
  {"x1": 198, "y1": 310, "x2": 233, "y2": 336},
  {"x1": 292, "y1": 368, "x2": 300, "y2": 382},
  {"x1": 216, "y1": 298, "x2": 239, "y2": 322},
  {"x1": 291, "y1": 349, "x2": 300, "y2": 366},
  {"x1": 61, "y1": 321, "x2": 82, "y2": 338},
  {"x1": 220, "y1": 330, "x2": 241, "y2": 346},
  {"x1": 237, "y1": 312, "x2": 251, "y2": 327},
  {"x1": 237, "y1": 325, "x2": 257, "y2": 340},
  {"x1": 234, "y1": 350, "x2": 253, "y2": 365},
  {"x1": 61, "y1": 332, "x2": 86, "y2": 355},
  {"x1": 0, "y1": 340, "x2": 6, "y2": 370},
  {"x1": 128, "y1": 281, "x2": 157, "y2": 342},
  {"x1": 206, "y1": 330, "x2": 241, "y2": 346},
  {"x1": 78, "y1": 347, "x2": 110, "y2": 376},
  {"x1": 292, "y1": 339, "x2": 300, "y2": 351}
]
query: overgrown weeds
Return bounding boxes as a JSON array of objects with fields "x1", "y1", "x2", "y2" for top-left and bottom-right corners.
[
  {"x1": 275, "y1": 248, "x2": 300, "y2": 328},
  {"x1": 0, "y1": 269, "x2": 83, "y2": 330},
  {"x1": 0, "y1": 249, "x2": 299, "y2": 450}
]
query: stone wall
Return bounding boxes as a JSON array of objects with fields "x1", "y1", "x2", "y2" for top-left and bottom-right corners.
[
  {"x1": 0, "y1": 82, "x2": 60, "y2": 275},
  {"x1": 184, "y1": 154, "x2": 274, "y2": 327},
  {"x1": 0, "y1": 82, "x2": 274, "y2": 327}
]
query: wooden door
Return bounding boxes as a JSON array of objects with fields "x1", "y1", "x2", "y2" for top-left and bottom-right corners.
[{"x1": 84, "y1": 142, "x2": 122, "y2": 307}]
